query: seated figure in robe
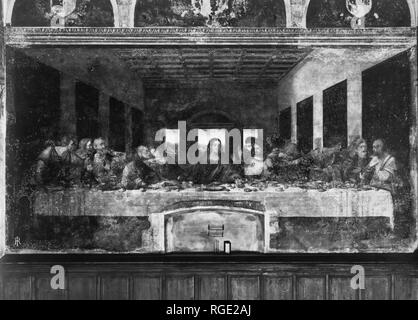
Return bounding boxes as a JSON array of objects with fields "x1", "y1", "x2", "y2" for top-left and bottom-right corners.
[
  {"x1": 188, "y1": 139, "x2": 243, "y2": 185},
  {"x1": 75, "y1": 138, "x2": 96, "y2": 186},
  {"x1": 341, "y1": 137, "x2": 369, "y2": 184},
  {"x1": 307, "y1": 137, "x2": 345, "y2": 183},
  {"x1": 121, "y1": 146, "x2": 161, "y2": 190},
  {"x1": 35, "y1": 135, "x2": 83, "y2": 188},
  {"x1": 92, "y1": 137, "x2": 126, "y2": 189}
]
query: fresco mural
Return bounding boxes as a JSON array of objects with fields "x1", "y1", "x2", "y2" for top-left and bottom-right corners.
[
  {"x1": 2, "y1": 0, "x2": 417, "y2": 255},
  {"x1": 134, "y1": 0, "x2": 286, "y2": 27}
]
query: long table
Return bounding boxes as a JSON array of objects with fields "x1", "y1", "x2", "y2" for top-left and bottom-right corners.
[
  {"x1": 30, "y1": 187, "x2": 396, "y2": 253},
  {"x1": 33, "y1": 187, "x2": 394, "y2": 223}
]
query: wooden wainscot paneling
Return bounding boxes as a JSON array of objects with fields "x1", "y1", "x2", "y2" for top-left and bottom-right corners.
[
  {"x1": 100, "y1": 275, "x2": 129, "y2": 300},
  {"x1": 133, "y1": 276, "x2": 162, "y2": 300},
  {"x1": 329, "y1": 277, "x2": 358, "y2": 300},
  {"x1": 165, "y1": 276, "x2": 195, "y2": 300},
  {"x1": 1, "y1": 274, "x2": 32, "y2": 300},
  {"x1": 36, "y1": 275, "x2": 67, "y2": 300},
  {"x1": 364, "y1": 277, "x2": 391, "y2": 300},
  {"x1": 1, "y1": 255, "x2": 418, "y2": 300},
  {"x1": 263, "y1": 276, "x2": 293, "y2": 300},
  {"x1": 296, "y1": 277, "x2": 326, "y2": 300},
  {"x1": 198, "y1": 276, "x2": 227, "y2": 300},
  {"x1": 68, "y1": 274, "x2": 97, "y2": 300},
  {"x1": 395, "y1": 277, "x2": 418, "y2": 300},
  {"x1": 230, "y1": 276, "x2": 260, "y2": 300}
]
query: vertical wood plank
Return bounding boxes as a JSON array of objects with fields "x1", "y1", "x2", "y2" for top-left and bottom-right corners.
[
  {"x1": 2, "y1": 275, "x2": 32, "y2": 300},
  {"x1": 199, "y1": 276, "x2": 226, "y2": 300},
  {"x1": 394, "y1": 277, "x2": 418, "y2": 300},
  {"x1": 292, "y1": 275, "x2": 297, "y2": 300},
  {"x1": 96, "y1": 275, "x2": 102, "y2": 300},
  {"x1": 230, "y1": 276, "x2": 260, "y2": 300},
  {"x1": 166, "y1": 276, "x2": 195, "y2": 300},
  {"x1": 101, "y1": 276, "x2": 129, "y2": 300},
  {"x1": 297, "y1": 277, "x2": 325, "y2": 300},
  {"x1": 133, "y1": 276, "x2": 162, "y2": 300},
  {"x1": 365, "y1": 277, "x2": 390, "y2": 300},
  {"x1": 36, "y1": 276, "x2": 67, "y2": 300},
  {"x1": 263, "y1": 276, "x2": 293, "y2": 300},
  {"x1": 329, "y1": 277, "x2": 358, "y2": 300},
  {"x1": 68, "y1": 275, "x2": 97, "y2": 300}
]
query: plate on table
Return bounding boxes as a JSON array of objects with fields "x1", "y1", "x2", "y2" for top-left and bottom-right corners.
[{"x1": 204, "y1": 185, "x2": 227, "y2": 192}]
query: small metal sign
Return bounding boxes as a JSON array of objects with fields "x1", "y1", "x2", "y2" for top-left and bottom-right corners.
[{"x1": 208, "y1": 224, "x2": 224, "y2": 237}]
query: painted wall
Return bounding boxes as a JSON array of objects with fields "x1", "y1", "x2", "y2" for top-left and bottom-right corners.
[
  {"x1": 276, "y1": 47, "x2": 410, "y2": 146},
  {"x1": 143, "y1": 83, "x2": 279, "y2": 145}
]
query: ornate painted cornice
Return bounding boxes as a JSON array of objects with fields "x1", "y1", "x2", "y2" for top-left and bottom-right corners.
[{"x1": 5, "y1": 27, "x2": 417, "y2": 47}]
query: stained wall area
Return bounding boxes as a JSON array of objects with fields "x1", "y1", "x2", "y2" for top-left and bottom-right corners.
[{"x1": 5, "y1": 50, "x2": 148, "y2": 252}]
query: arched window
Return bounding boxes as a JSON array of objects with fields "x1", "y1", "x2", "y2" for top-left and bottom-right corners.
[
  {"x1": 134, "y1": 0, "x2": 286, "y2": 27},
  {"x1": 11, "y1": 0, "x2": 114, "y2": 27},
  {"x1": 306, "y1": 0, "x2": 411, "y2": 28}
]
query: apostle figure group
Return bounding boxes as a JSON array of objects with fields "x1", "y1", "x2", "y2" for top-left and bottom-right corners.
[
  {"x1": 34, "y1": 135, "x2": 242, "y2": 190},
  {"x1": 34, "y1": 133, "x2": 400, "y2": 193},
  {"x1": 263, "y1": 135, "x2": 399, "y2": 193}
]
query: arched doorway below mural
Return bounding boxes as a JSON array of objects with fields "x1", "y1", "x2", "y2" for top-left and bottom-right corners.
[{"x1": 164, "y1": 206, "x2": 265, "y2": 253}]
